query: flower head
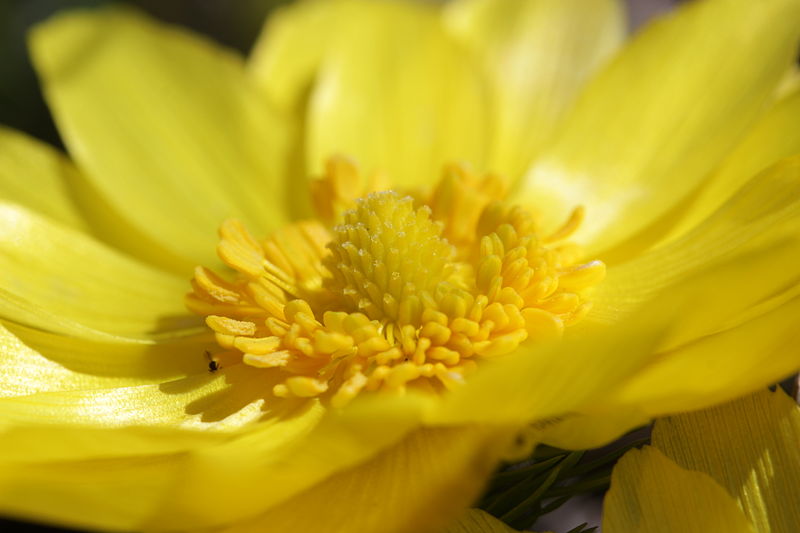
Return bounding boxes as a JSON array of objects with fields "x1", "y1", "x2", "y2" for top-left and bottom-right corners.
[
  {"x1": 0, "y1": 0, "x2": 799, "y2": 531},
  {"x1": 187, "y1": 159, "x2": 604, "y2": 407}
]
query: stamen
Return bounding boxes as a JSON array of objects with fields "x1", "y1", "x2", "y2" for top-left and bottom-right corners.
[
  {"x1": 309, "y1": 155, "x2": 387, "y2": 224},
  {"x1": 545, "y1": 206, "x2": 585, "y2": 243},
  {"x1": 187, "y1": 158, "x2": 605, "y2": 407}
]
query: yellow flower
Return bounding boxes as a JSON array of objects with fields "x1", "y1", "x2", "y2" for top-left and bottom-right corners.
[
  {"x1": 0, "y1": 0, "x2": 798, "y2": 532},
  {"x1": 603, "y1": 388, "x2": 800, "y2": 532}
]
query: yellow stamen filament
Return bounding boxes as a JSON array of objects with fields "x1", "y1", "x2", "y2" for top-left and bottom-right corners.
[
  {"x1": 309, "y1": 155, "x2": 387, "y2": 225},
  {"x1": 187, "y1": 159, "x2": 605, "y2": 407}
]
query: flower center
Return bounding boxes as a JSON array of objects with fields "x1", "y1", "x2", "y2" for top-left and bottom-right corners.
[
  {"x1": 324, "y1": 191, "x2": 457, "y2": 324},
  {"x1": 186, "y1": 157, "x2": 605, "y2": 407}
]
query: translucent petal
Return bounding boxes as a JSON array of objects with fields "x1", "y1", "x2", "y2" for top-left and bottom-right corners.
[
  {"x1": 30, "y1": 6, "x2": 291, "y2": 269},
  {"x1": 249, "y1": 0, "x2": 340, "y2": 113},
  {"x1": 0, "y1": 401, "x2": 413, "y2": 531},
  {"x1": 0, "y1": 288, "x2": 168, "y2": 343},
  {"x1": 312, "y1": 1, "x2": 488, "y2": 190},
  {"x1": 518, "y1": 0, "x2": 800, "y2": 251},
  {"x1": 0, "y1": 126, "x2": 87, "y2": 231},
  {"x1": 149, "y1": 394, "x2": 429, "y2": 530},
  {"x1": 217, "y1": 427, "x2": 512, "y2": 533},
  {"x1": 664, "y1": 87, "x2": 800, "y2": 243},
  {"x1": 603, "y1": 447, "x2": 755, "y2": 533},
  {"x1": 0, "y1": 452, "x2": 185, "y2": 532},
  {"x1": 425, "y1": 307, "x2": 664, "y2": 426},
  {"x1": 427, "y1": 231, "x2": 799, "y2": 430},
  {"x1": 0, "y1": 378, "x2": 271, "y2": 530},
  {"x1": 653, "y1": 389, "x2": 800, "y2": 533},
  {"x1": 444, "y1": 0, "x2": 624, "y2": 181},
  {"x1": 0, "y1": 202, "x2": 193, "y2": 336},
  {"x1": 0, "y1": 321, "x2": 207, "y2": 397},
  {"x1": 0, "y1": 400, "x2": 308, "y2": 530},
  {"x1": 0, "y1": 370, "x2": 238, "y2": 429},
  {"x1": 537, "y1": 407, "x2": 649, "y2": 451},
  {"x1": 0, "y1": 125, "x2": 190, "y2": 274},
  {"x1": 0, "y1": 418, "x2": 229, "y2": 464},
  {"x1": 544, "y1": 243, "x2": 800, "y2": 444},
  {"x1": 0, "y1": 386, "x2": 425, "y2": 530},
  {"x1": 590, "y1": 156, "x2": 800, "y2": 337},
  {"x1": 252, "y1": 0, "x2": 487, "y2": 190},
  {"x1": 608, "y1": 295, "x2": 800, "y2": 415}
]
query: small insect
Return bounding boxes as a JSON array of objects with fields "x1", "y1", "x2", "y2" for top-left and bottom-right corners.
[{"x1": 204, "y1": 350, "x2": 220, "y2": 373}]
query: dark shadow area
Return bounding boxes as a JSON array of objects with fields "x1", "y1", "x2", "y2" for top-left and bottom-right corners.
[{"x1": 0, "y1": 518, "x2": 85, "y2": 533}]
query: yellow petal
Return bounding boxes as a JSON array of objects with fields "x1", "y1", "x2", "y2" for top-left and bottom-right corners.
[
  {"x1": 0, "y1": 287, "x2": 148, "y2": 343},
  {"x1": 427, "y1": 226, "x2": 798, "y2": 433},
  {"x1": 519, "y1": 0, "x2": 800, "y2": 252},
  {"x1": 0, "y1": 417, "x2": 230, "y2": 464},
  {"x1": 777, "y1": 65, "x2": 800, "y2": 97},
  {"x1": 0, "y1": 452, "x2": 185, "y2": 532},
  {"x1": 64, "y1": 167, "x2": 200, "y2": 276},
  {"x1": 141, "y1": 393, "x2": 429, "y2": 530},
  {"x1": 253, "y1": 0, "x2": 488, "y2": 190},
  {"x1": 0, "y1": 419, "x2": 262, "y2": 530},
  {"x1": 307, "y1": 0, "x2": 488, "y2": 191},
  {"x1": 590, "y1": 156, "x2": 800, "y2": 335},
  {"x1": 608, "y1": 294, "x2": 800, "y2": 415},
  {"x1": 30, "y1": 6, "x2": 291, "y2": 269},
  {"x1": 217, "y1": 426, "x2": 513, "y2": 533},
  {"x1": 653, "y1": 389, "x2": 800, "y2": 532},
  {"x1": 0, "y1": 395, "x2": 322, "y2": 532},
  {"x1": 0, "y1": 369, "x2": 241, "y2": 429},
  {"x1": 0, "y1": 389, "x2": 371, "y2": 529},
  {"x1": 0, "y1": 321, "x2": 207, "y2": 397},
  {"x1": 0, "y1": 126, "x2": 87, "y2": 232},
  {"x1": 0, "y1": 202, "x2": 193, "y2": 336},
  {"x1": 0, "y1": 379, "x2": 373, "y2": 530},
  {"x1": 425, "y1": 305, "x2": 663, "y2": 426},
  {"x1": 603, "y1": 447, "x2": 755, "y2": 533},
  {"x1": 545, "y1": 239, "x2": 800, "y2": 444},
  {"x1": 0, "y1": 396, "x2": 337, "y2": 529},
  {"x1": 444, "y1": 509, "x2": 524, "y2": 533},
  {"x1": 664, "y1": 87, "x2": 800, "y2": 243},
  {"x1": 537, "y1": 407, "x2": 650, "y2": 451},
  {"x1": 0, "y1": 375, "x2": 273, "y2": 530},
  {"x1": 0, "y1": 126, "x2": 187, "y2": 274},
  {"x1": 249, "y1": 0, "x2": 339, "y2": 113},
  {"x1": 444, "y1": 0, "x2": 624, "y2": 181},
  {"x1": 426, "y1": 241, "x2": 752, "y2": 427}
]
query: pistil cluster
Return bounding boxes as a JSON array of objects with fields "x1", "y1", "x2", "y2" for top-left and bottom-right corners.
[{"x1": 186, "y1": 158, "x2": 604, "y2": 406}]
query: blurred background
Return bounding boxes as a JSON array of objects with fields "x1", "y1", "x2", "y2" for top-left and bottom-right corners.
[{"x1": 0, "y1": 0, "x2": 676, "y2": 532}]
